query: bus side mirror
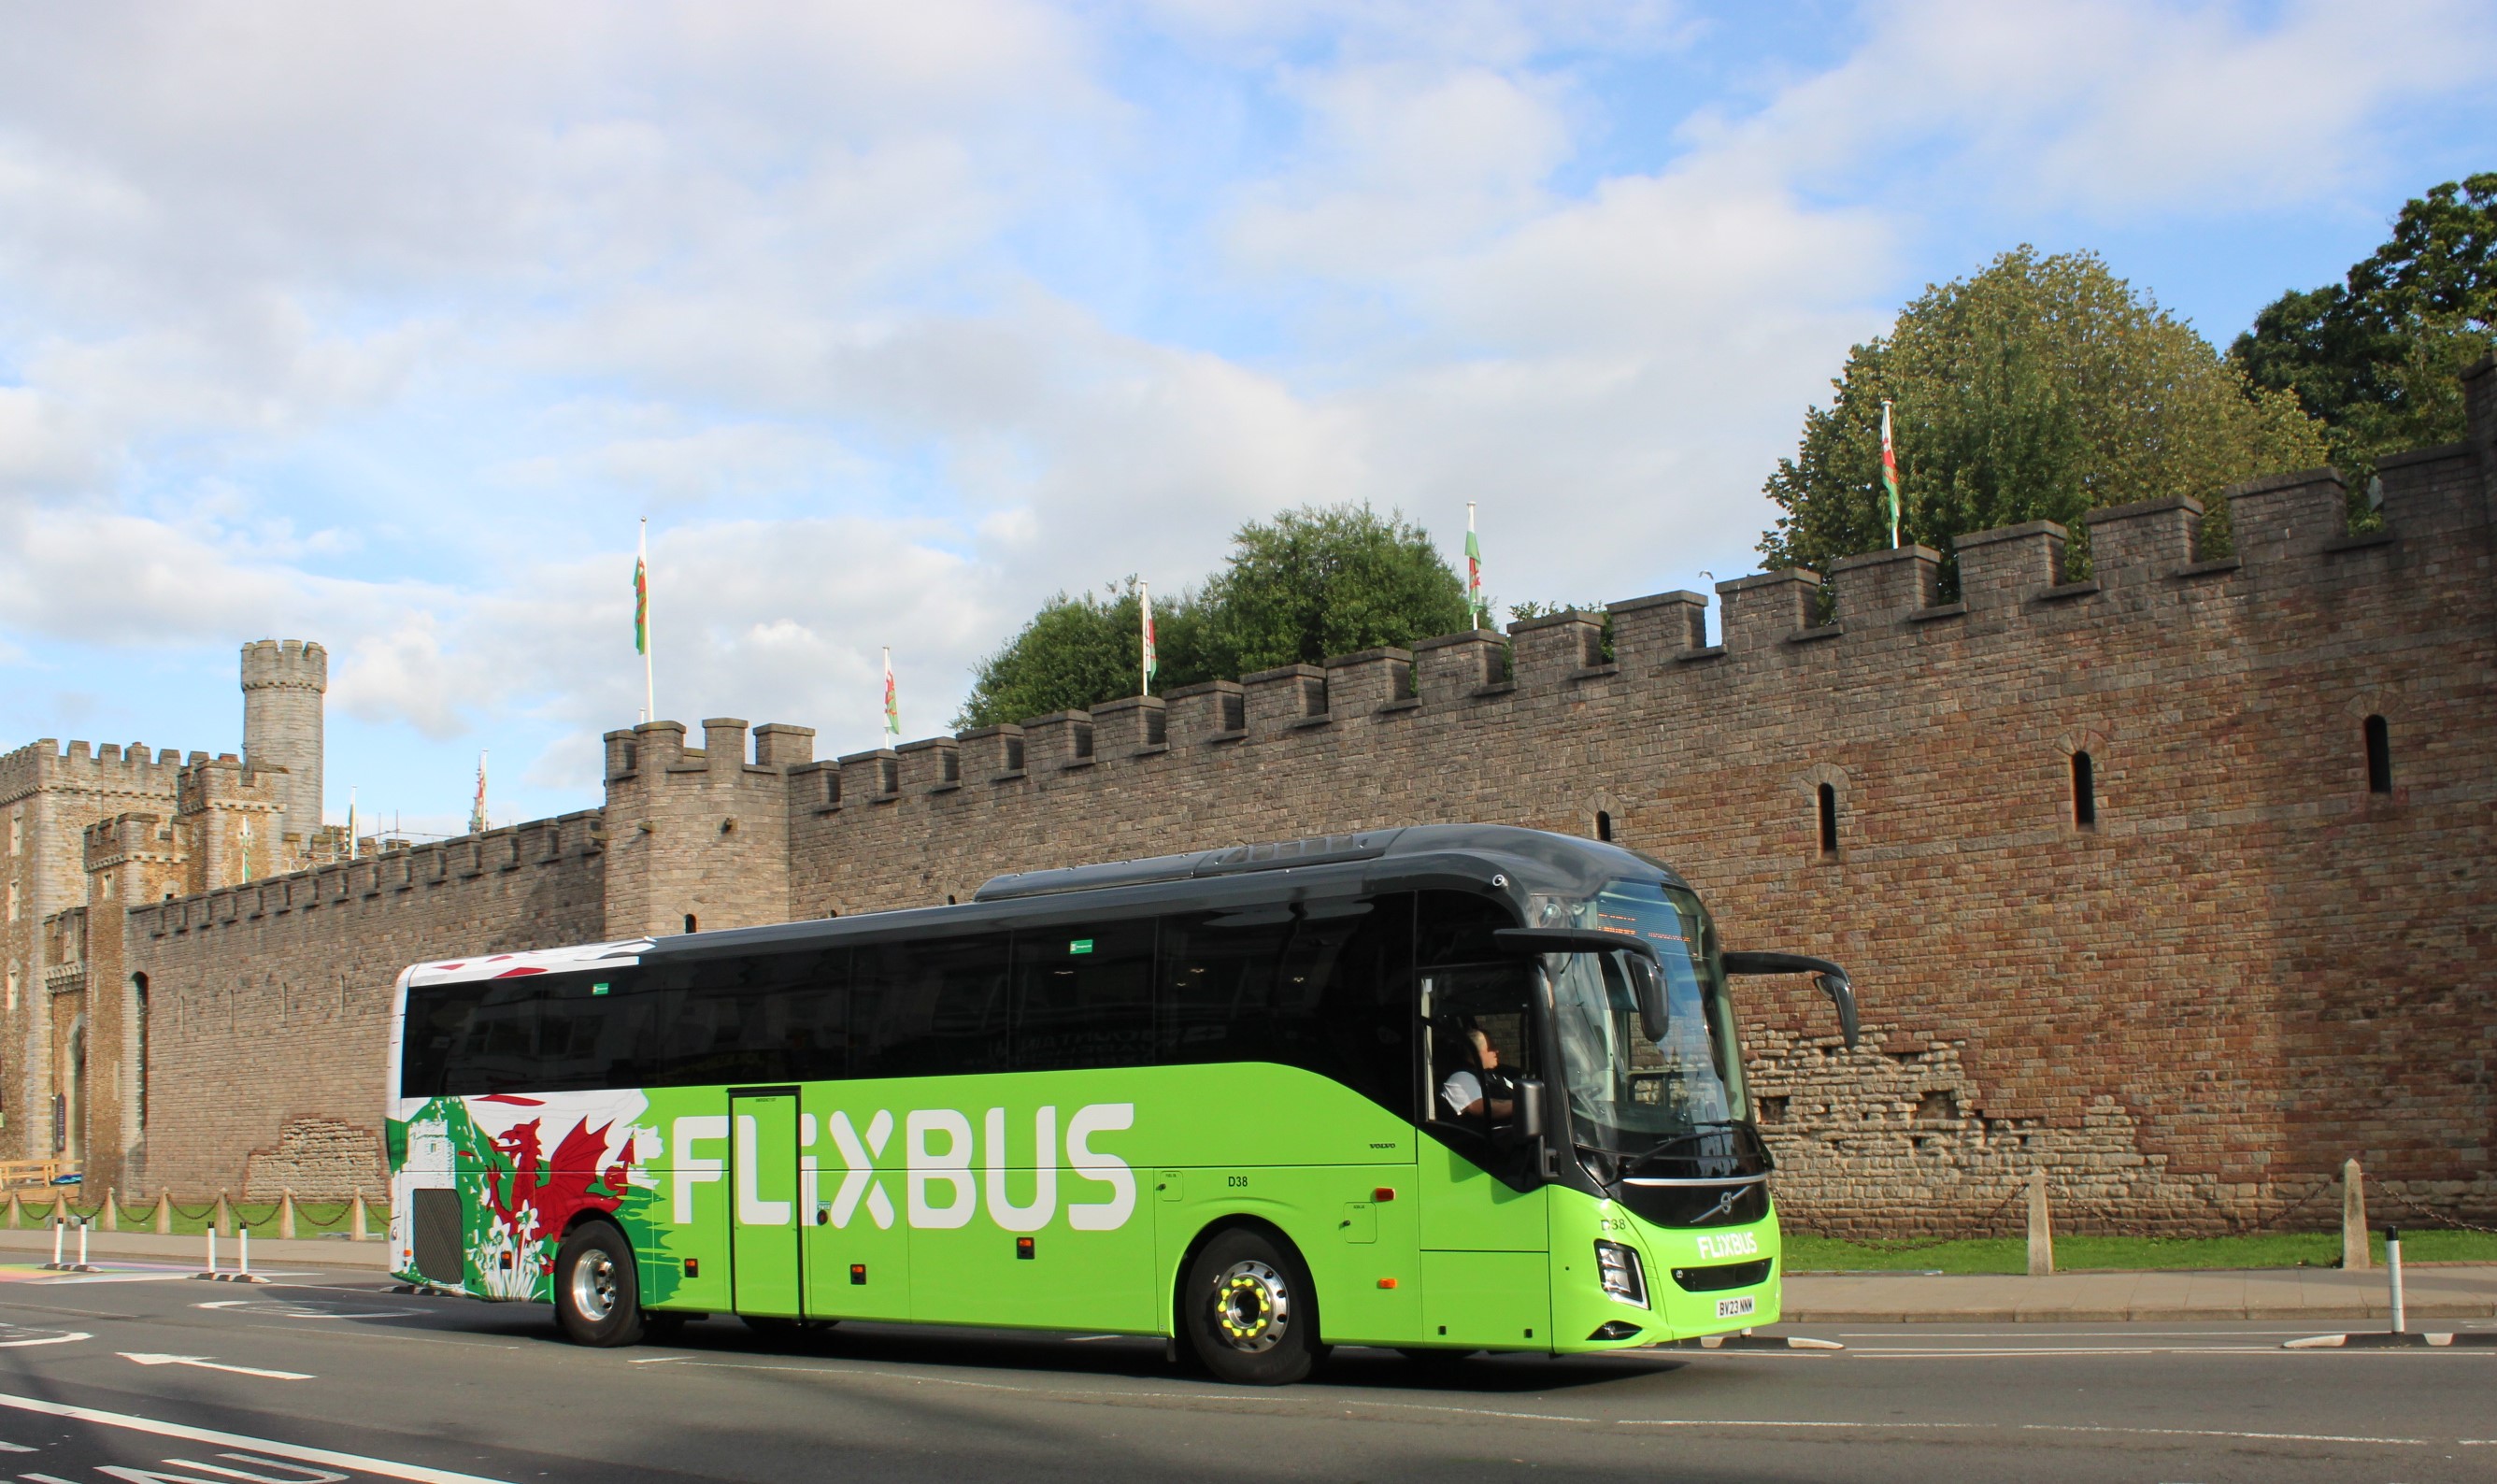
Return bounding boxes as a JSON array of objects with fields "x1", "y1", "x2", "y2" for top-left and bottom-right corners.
[
  {"x1": 1623, "y1": 953, "x2": 1667, "y2": 1041},
  {"x1": 1519, "y1": 1078, "x2": 1546, "y2": 1140},
  {"x1": 1816, "y1": 971, "x2": 1859, "y2": 1050}
]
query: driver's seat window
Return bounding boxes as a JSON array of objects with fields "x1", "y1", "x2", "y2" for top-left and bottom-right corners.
[{"x1": 1421, "y1": 965, "x2": 1534, "y2": 1134}]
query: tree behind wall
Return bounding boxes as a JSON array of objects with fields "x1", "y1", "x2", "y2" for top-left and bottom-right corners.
[
  {"x1": 2231, "y1": 173, "x2": 2497, "y2": 492},
  {"x1": 955, "y1": 505, "x2": 1470, "y2": 730},
  {"x1": 1759, "y1": 248, "x2": 2327, "y2": 587}
]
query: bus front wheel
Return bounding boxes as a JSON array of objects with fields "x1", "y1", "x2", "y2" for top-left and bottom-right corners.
[
  {"x1": 553, "y1": 1222, "x2": 645, "y2": 1348},
  {"x1": 1181, "y1": 1228, "x2": 1325, "y2": 1385}
]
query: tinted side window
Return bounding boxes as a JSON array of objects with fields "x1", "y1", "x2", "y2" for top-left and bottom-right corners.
[
  {"x1": 1417, "y1": 889, "x2": 1517, "y2": 966},
  {"x1": 402, "y1": 981, "x2": 491, "y2": 1097},
  {"x1": 854, "y1": 933, "x2": 1011, "y2": 1078},
  {"x1": 649, "y1": 949, "x2": 848, "y2": 1088},
  {"x1": 536, "y1": 969, "x2": 670, "y2": 1092},
  {"x1": 1158, "y1": 907, "x2": 1295, "y2": 1063},
  {"x1": 1277, "y1": 893, "x2": 1413, "y2": 1115},
  {"x1": 455, "y1": 979, "x2": 543, "y2": 1094},
  {"x1": 1014, "y1": 919, "x2": 1155, "y2": 1071}
]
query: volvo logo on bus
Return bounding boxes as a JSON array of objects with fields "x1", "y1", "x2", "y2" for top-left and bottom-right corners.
[{"x1": 670, "y1": 1103, "x2": 1136, "y2": 1233}]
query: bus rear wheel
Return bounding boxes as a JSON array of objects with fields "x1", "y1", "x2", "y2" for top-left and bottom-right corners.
[
  {"x1": 1182, "y1": 1229, "x2": 1325, "y2": 1385},
  {"x1": 553, "y1": 1222, "x2": 644, "y2": 1348}
]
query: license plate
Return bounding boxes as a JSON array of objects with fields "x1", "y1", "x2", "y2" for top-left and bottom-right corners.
[{"x1": 1716, "y1": 1296, "x2": 1755, "y2": 1320}]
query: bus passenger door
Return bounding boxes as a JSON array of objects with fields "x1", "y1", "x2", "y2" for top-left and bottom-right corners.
[
  {"x1": 1415, "y1": 966, "x2": 1552, "y2": 1350},
  {"x1": 806, "y1": 1094, "x2": 911, "y2": 1321},
  {"x1": 729, "y1": 1090, "x2": 803, "y2": 1320}
]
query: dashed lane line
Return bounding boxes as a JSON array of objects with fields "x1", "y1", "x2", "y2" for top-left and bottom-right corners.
[{"x1": 0, "y1": 1392, "x2": 519, "y2": 1484}]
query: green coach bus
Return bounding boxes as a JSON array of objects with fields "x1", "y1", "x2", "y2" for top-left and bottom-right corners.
[{"x1": 387, "y1": 823, "x2": 1857, "y2": 1383}]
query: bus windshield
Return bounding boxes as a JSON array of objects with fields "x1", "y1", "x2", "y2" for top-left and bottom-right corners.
[{"x1": 1543, "y1": 879, "x2": 1750, "y2": 1160}]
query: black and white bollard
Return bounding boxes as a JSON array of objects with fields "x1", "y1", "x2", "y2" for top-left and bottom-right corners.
[{"x1": 2385, "y1": 1225, "x2": 2405, "y2": 1335}]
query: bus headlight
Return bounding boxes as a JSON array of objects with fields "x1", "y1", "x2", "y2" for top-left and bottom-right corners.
[{"x1": 1594, "y1": 1240, "x2": 1648, "y2": 1308}]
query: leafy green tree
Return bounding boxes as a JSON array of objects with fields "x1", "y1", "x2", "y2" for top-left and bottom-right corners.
[
  {"x1": 952, "y1": 581, "x2": 1209, "y2": 730},
  {"x1": 955, "y1": 504, "x2": 1469, "y2": 728},
  {"x1": 1193, "y1": 504, "x2": 1471, "y2": 678},
  {"x1": 1761, "y1": 248, "x2": 2326, "y2": 583},
  {"x1": 2232, "y1": 173, "x2": 2497, "y2": 487}
]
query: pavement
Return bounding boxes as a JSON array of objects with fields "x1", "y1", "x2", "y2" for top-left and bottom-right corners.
[
  {"x1": 0, "y1": 1259, "x2": 2491, "y2": 1484},
  {"x1": 4, "y1": 1223, "x2": 2490, "y2": 1324}
]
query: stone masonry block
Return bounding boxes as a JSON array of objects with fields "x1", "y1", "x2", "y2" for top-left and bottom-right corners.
[
  {"x1": 1165, "y1": 682, "x2": 1243, "y2": 746},
  {"x1": 1955, "y1": 521, "x2": 2066, "y2": 608},
  {"x1": 634, "y1": 721, "x2": 688, "y2": 769},
  {"x1": 603, "y1": 730, "x2": 639, "y2": 780},
  {"x1": 1243, "y1": 664, "x2": 1325, "y2": 738},
  {"x1": 1828, "y1": 547, "x2": 1941, "y2": 623},
  {"x1": 1414, "y1": 630, "x2": 1504, "y2": 704},
  {"x1": 2226, "y1": 468, "x2": 2346, "y2": 567},
  {"x1": 956, "y1": 724, "x2": 1024, "y2": 779},
  {"x1": 2373, "y1": 445, "x2": 2480, "y2": 539},
  {"x1": 1508, "y1": 612, "x2": 1604, "y2": 686},
  {"x1": 1718, "y1": 570, "x2": 1819, "y2": 650},
  {"x1": 1091, "y1": 695, "x2": 1167, "y2": 753},
  {"x1": 835, "y1": 748, "x2": 898, "y2": 803},
  {"x1": 895, "y1": 736, "x2": 959, "y2": 792},
  {"x1": 2084, "y1": 498, "x2": 2203, "y2": 583},
  {"x1": 751, "y1": 723, "x2": 815, "y2": 769},
  {"x1": 1322, "y1": 649, "x2": 1413, "y2": 716},
  {"x1": 702, "y1": 719, "x2": 750, "y2": 777},
  {"x1": 1608, "y1": 591, "x2": 1708, "y2": 664},
  {"x1": 1021, "y1": 711, "x2": 1095, "y2": 772}
]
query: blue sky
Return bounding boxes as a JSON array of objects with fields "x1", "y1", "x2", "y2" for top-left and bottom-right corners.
[{"x1": 0, "y1": 0, "x2": 2490, "y2": 836}]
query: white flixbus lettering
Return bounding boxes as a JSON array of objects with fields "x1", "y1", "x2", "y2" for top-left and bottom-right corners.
[
  {"x1": 735, "y1": 1114, "x2": 791, "y2": 1226},
  {"x1": 1064, "y1": 1103, "x2": 1135, "y2": 1231},
  {"x1": 907, "y1": 1109, "x2": 977, "y2": 1228},
  {"x1": 826, "y1": 1109, "x2": 895, "y2": 1229},
  {"x1": 983, "y1": 1106, "x2": 1058, "y2": 1233},
  {"x1": 671, "y1": 1115, "x2": 728, "y2": 1224}
]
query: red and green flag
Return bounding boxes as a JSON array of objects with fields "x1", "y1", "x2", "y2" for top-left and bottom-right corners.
[
  {"x1": 1880, "y1": 400, "x2": 1902, "y2": 549},
  {"x1": 1140, "y1": 580, "x2": 1159, "y2": 693},
  {"x1": 1465, "y1": 502, "x2": 1483, "y2": 628},
  {"x1": 882, "y1": 647, "x2": 900, "y2": 737}
]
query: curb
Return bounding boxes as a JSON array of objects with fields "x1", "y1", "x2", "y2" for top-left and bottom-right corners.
[{"x1": 1786, "y1": 1303, "x2": 2497, "y2": 1324}]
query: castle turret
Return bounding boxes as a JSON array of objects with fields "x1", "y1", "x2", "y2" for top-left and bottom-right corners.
[{"x1": 239, "y1": 640, "x2": 325, "y2": 847}]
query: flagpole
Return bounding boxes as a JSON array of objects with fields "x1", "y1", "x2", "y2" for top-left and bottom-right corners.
[{"x1": 639, "y1": 519, "x2": 655, "y2": 724}]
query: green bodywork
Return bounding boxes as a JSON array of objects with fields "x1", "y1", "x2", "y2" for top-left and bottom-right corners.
[{"x1": 390, "y1": 1063, "x2": 1778, "y2": 1352}]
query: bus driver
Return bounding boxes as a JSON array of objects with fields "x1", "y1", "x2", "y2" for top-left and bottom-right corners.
[{"x1": 1440, "y1": 1028, "x2": 1518, "y2": 1122}]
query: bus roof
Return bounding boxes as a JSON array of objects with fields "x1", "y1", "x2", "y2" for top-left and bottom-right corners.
[{"x1": 402, "y1": 823, "x2": 1686, "y2": 984}]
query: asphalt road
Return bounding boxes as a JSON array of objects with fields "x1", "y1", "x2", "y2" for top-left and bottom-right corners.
[{"x1": 0, "y1": 1259, "x2": 2490, "y2": 1484}]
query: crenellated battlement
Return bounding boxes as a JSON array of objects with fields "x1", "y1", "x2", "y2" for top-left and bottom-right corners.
[
  {"x1": 130, "y1": 808, "x2": 607, "y2": 941},
  {"x1": 0, "y1": 737, "x2": 199, "y2": 803},
  {"x1": 238, "y1": 638, "x2": 327, "y2": 692}
]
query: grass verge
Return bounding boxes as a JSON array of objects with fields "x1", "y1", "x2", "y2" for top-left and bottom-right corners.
[{"x1": 1785, "y1": 1229, "x2": 2497, "y2": 1274}]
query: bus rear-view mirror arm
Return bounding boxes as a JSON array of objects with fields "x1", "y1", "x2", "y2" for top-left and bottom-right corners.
[
  {"x1": 1493, "y1": 928, "x2": 1669, "y2": 1040},
  {"x1": 1721, "y1": 950, "x2": 1859, "y2": 1050}
]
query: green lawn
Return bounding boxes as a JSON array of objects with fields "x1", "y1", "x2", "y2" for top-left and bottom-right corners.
[
  {"x1": 1785, "y1": 1229, "x2": 2497, "y2": 1274},
  {"x1": 5, "y1": 1196, "x2": 384, "y2": 1238}
]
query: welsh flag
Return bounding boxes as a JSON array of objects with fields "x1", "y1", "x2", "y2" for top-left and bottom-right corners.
[
  {"x1": 633, "y1": 542, "x2": 649, "y2": 655},
  {"x1": 882, "y1": 648, "x2": 900, "y2": 737},
  {"x1": 1465, "y1": 502, "x2": 1483, "y2": 627},
  {"x1": 1140, "y1": 580, "x2": 1159, "y2": 692},
  {"x1": 1880, "y1": 400, "x2": 1903, "y2": 549}
]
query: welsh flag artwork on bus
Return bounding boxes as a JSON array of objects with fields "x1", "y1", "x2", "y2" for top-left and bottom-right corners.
[{"x1": 392, "y1": 1091, "x2": 650, "y2": 1302}]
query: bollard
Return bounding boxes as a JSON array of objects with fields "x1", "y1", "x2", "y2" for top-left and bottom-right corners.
[
  {"x1": 203, "y1": 1229, "x2": 216, "y2": 1277},
  {"x1": 350, "y1": 1192, "x2": 369, "y2": 1242},
  {"x1": 77, "y1": 1222, "x2": 90, "y2": 1270},
  {"x1": 2385, "y1": 1226, "x2": 2405, "y2": 1334},
  {"x1": 2025, "y1": 1170, "x2": 2055, "y2": 1277},
  {"x1": 51, "y1": 1192, "x2": 68, "y2": 1228},
  {"x1": 238, "y1": 1228, "x2": 253, "y2": 1281},
  {"x1": 155, "y1": 1193, "x2": 172, "y2": 1235},
  {"x1": 101, "y1": 1188, "x2": 117, "y2": 1233},
  {"x1": 5, "y1": 1192, "x2": 18, "y2": 1229},
  {"x1": 50, "y1": 1220, "x2": 63, "y2": 1269},
  {"x1": 214, "y1": 1191, "x2": 233, "y2": 1238},
  {"x1": 2342, "y1": 1159, "x2": 2369, "y2": 1271},
  {"x1": 278, "y1": 1191, "x2": 296, "y2": 1240}
]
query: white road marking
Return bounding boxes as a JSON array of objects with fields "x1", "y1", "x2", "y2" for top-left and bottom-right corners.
[
  {"x1": 1620, "y1": 1419, "x2": 2430, "y2": 1447},
  {"x1": 194, "y1": 1300, "x2": 423, "y2": 1320},
  {"x1": 0, "y1": 1393, "x2": 517, "y2": 1484},
  {"x1": 0, "y1": 1441, "x2": 33, "y2": 1452},
  {"x1": 0, "y1": 1333, "x2": 87, "y2": 1349},
  {"x1": 120, "y1": 1353, "x2": 314, "y2": 1381}
]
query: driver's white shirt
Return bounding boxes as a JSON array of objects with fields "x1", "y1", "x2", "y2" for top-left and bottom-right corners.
[{"x1": 1440, "y1": 1069, "x2": 1483, "y2": 1116}]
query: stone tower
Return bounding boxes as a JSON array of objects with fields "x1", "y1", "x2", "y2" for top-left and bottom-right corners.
[{"x1": 239, "y1": 640, "x2": 325, "y2": 847}]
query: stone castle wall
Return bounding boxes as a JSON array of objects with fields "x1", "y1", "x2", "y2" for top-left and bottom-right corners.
[
  {"x1": 49, "y1": 362, "x2": 2497, "y2": 1230},
  {"x1": 116, "y1": 812, "x2": 607, "y2": 1197},
  {"x1": 769, "y1": 403, "x2": 2496, "y2": 1235}
]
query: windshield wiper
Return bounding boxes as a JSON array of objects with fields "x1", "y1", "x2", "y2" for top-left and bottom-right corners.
[{"x1": 1619, "y1": 1121, "x2": 1767, "y2": 1179}]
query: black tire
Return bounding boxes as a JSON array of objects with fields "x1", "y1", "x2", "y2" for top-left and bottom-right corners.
[
  {"x1": 1180, "y1": 1227, "x2": 1326, "y2": 1385},
  {"x1": 552, "y1": 1221, "x2": 644, "y2": 1347}
]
